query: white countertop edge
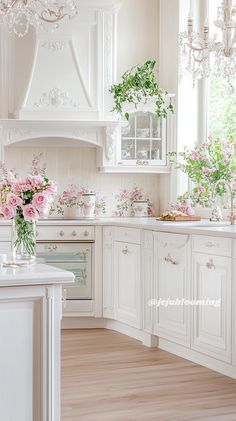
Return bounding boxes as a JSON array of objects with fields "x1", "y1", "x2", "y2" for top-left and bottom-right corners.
[
  {"x1": 0, "y1": 263, "x2": 75, "y2": 286},
  {"x1": 0, "y1": 217, "x2": 236, "y2": 238}
]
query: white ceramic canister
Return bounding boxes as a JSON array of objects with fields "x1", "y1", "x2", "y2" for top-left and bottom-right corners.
[
  {"x1": 132, "y1": 200, "x2": 148, "y2": 217},
  {"x1": 81, "y1": 193, "x2": 96, "y2": 218}
]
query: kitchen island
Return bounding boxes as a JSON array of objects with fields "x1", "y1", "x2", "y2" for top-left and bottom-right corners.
[{"x1": 0, "y1": 264, "x2": 74, "y2": 421}]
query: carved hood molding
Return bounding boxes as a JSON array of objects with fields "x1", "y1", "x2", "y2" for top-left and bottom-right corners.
[
  {"x1": 13, "y1": 0, "x2": 121, "y2": 121},
  {"x1": 0, "y1": 119, "x2": 123, "y2": 168}
]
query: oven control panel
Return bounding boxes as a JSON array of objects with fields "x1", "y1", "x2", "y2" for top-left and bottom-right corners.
[{"x1": 36, "y1": 226, "x2": 95, "y2": 242}]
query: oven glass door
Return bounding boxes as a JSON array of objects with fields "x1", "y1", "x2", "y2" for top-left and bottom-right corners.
[{"x1": 37, "y1": 243, "x2": 92, "y2": 299}]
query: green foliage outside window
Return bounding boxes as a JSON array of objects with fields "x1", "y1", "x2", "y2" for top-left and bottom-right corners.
[{"x1": 209, "y1": 77, "x2": 236, "y2": 141}]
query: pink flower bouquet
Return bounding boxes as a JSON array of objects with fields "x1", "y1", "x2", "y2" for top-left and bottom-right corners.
[{"x1": 0, "y1": 158, "x2": 57, "y2": 261}]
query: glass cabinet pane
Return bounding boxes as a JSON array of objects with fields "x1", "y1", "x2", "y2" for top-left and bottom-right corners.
[
  {"x1": 137, "y1": 139, "x2": 150, "y2": 159},
  {"x1": 136, "y1": 113, "x2": 150, "y2": 138},
  {"x1": 122, "y1": 115, "x2": 135, "y2": 138},
  {"x1": 121, "y1": 139, "x2": 135, "y2": 160},
  {"x1": 151, "y1": 139, "x2": 162, "y2": 160},
  {"x1": 152, "y1": 116, "x2": 162, "y2": 138}
]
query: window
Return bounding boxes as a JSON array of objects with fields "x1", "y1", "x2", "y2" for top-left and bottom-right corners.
[{"x1": 207, "y1": 0, "x2": 236, "y2": 140}]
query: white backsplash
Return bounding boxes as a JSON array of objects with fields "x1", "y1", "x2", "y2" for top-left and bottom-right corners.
[{"x1": 5, "y1": 146, "x2": 160, "y2": 216}]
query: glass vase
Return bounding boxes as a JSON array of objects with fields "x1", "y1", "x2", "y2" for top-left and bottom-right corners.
[{"x1": 11, "y1": 217, "x2": 36, "y2": 264}]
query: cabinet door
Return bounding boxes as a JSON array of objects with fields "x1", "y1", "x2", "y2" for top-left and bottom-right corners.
[
  {"x1": 103, "y1": 228, "x2": 114, "y2": 318},
  {"x1": 143, "y1": 231, "x2": 154, "y2": 333},
  {"x1": 114, "y1": 241, "x2": 141, "y2": 328},
  {"x1": 154, "y1": 233, "x2": 190, "y2": 346},
  {"x1": 233, "y1": 258, "x2": 236, "y2": 366},
  {"x1": 192, "y1": 253, "x2": 231, "y2": 362}
]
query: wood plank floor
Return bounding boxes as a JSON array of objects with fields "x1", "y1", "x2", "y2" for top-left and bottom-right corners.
[{"x1": 61, "y1": 329, "x2": 236, "y2": 421}]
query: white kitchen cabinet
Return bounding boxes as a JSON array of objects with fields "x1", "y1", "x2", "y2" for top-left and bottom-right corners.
[
  {"x1": 142, "y1": 230, "x2": 154, "y2": 333},
  {"x1": 98, "y1": 96, "x2": 175, "y2": 174},
  {"x1": 0, "y1": 283, "x2": 62, "y2": 421},
  {"x1": 154, "y1": 232, "x2": 191, "y2": 347},
  {"x1": 114, "y1": 240, "x2": 141, "y2": 329},
  {"x1": 233, "y1": 244, "x2": 236, "y2": 366},
  {"x1": 103, "y1": 227, "x2": 115, "y2": 319},
  {"x1": 192, "y1": 252, "x2": 231, "y2": 363}
]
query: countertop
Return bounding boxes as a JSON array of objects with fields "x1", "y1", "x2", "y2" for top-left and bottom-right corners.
[
  {"x1": 0, "y1": 263, "x2": 75, "y2": 287},
  {"x1": 1, "y1": 217, "x2": 236, "y2": 238}
]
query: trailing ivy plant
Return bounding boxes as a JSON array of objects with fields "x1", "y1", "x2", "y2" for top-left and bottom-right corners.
[{"x1": 110, "y1": 60, "x2": 174, "y2": 120}]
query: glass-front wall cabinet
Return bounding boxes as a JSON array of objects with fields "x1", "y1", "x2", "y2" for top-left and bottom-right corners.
[{"x1": 119, "y1": 112, "x2": 167, "y2": 166}]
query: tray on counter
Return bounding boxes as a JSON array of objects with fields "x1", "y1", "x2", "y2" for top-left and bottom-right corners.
[{"x1": 158, "y1": 215, "x2": 201, "y2": 222}]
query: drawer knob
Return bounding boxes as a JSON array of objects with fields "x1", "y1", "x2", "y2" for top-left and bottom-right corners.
[
  {"x1": 122, "y1": 246, "x2": 129, "y2": 255},
  {"x1": 206, "y1": 259, "x2": 215, "y2": 269},
  {"x1": 84, "y1": 230, "x2": 89, "y2": 237},
  {"x1": 72, "y1": 230, "x2": 77, "y2": 237},
  {"x1": 46, "y1": 244, "x2": 58, "y2": 252},
  {"x1": 59, "y1": 230, "x2": 65, "y2": 237},
  {"x1": 164, "y1": 253, "x2": 178, "y2": 265}
]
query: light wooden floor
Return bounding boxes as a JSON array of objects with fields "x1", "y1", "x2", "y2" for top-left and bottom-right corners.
[{"x1": 61, "y1": 329, "x2": 236, "y2": 421}]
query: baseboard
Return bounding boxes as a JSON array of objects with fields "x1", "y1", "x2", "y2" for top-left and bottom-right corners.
[
  {"x1": 158, "y1": 338, "x2": 236, "y2": 379},
  {"x1": 61, "y1": 317, "x2": 156, "y2": 347}
]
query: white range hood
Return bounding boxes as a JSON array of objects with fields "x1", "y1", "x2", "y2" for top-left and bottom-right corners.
[
  {"x1": 0, "y1": 0, "x2": 124, "y2": 168},
  {"x1": 13, "y1": 0, "x2": 121, "y2": 121}
]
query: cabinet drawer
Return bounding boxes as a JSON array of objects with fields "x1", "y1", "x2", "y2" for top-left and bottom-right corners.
[
  {"x1": 36, "y1": 225, "x2": 95, "y2": 241},
  {"x1": 192, "y1": 235, "x2": 232, "y2": 257},
  {"x1": 114, "y1": 227, "x2": 141, "y2": 244},
  {"x1": 0, "y1": 225, "x2": 11, "y2": 241},
  {"x1": 155, "y1": 232, "x2": 189, "y2": 254},
  {"x1": 233, "y1": 240, "x2": 236, "y2": 258}
]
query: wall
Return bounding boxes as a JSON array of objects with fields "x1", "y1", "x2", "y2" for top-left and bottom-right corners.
[
  {"x1": 5, "y1": 146, "x2": 160, "y2": 216},
  {"x1": 117, "y1": 0, "x2": 159, "y2": 79}
]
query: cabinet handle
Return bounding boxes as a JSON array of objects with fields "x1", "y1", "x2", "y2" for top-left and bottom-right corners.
[
  {"x1": 206, "y1": 259, "x2": 215, "y2": 269},
  {"x1": 59, "y1": 230, "x2": 65, "y2": 237},
  {"x1": 205, "y1": 241, "x2": 217, "y2": 248},
  {"x1": 46, "y1": 244, "x2": 58, "y2": 252},
  {"x1": 72, "y1": 230, "x2": 77, "y2": 237},
  {"x1": 36, "y1": 230, "x2": 39, "y2": 237},
  {"x1": 122, "y1": 246, "x2": 129, "y2": 255},
  {"x1": 84, "y1": 230, "x2": 89, "y2": 237},
  {"x1": 62, "y1": 288, "x2": 67, "y2": 309},
  {"x1": 164, "y1": 253, "x2": 178, "y2": 265}
]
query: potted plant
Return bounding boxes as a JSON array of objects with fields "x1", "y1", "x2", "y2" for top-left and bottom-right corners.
[{"x1": 110, "y1": 60, "x2": 174, "y2": 120}]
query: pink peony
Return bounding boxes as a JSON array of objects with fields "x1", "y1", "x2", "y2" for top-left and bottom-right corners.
[
  {"x1": 23, "y1": 204, "x2": 39, "y2": 221},
  {"x1": 32, "y1": 192, "x2": 49, "y2": 211},
  {"x1": 6, "y1": 193, "x2": 23, "y2": 208},
  {"x1": 1, "y1": 205, "x2": 16, "y2": 219}
]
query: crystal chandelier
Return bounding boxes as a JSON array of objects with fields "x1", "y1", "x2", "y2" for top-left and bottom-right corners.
[
  {"x1": 180, "y1": 0, "x2": 236, "y2": 93},
  {"x1": 0, "y1": 0, "x2": 79, "y2": 37}
]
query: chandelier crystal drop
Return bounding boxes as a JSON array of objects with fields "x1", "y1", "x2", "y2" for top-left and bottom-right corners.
[
  {"x1": 0, "y1": 0, "x2": 79, "y2": 37},
  {"x1": 180, "y1": 0, "x2": 236, "y2": 94}
]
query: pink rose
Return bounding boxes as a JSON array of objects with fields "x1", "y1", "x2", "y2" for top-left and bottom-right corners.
[
  {"x1": 185, "y1": 206, "x2": 195, "y2": 216},
  {"x1": 38, "y1": 207, "x2": 49, "y2": 218},
  {"x1": 46, "y1": 180, "x2": 57, "y2": 194},
  {"x1": 32, "y1": 192, "x2": 49, "y2": 211},
  {"x1": 1, "y1": 205, "x2": 16, "y2": 219},
  {"x1": 198, "y1": 186, "x2": 206, "y2": 193},
  {"x1": 6, "y1": 193, "x2": 23, "y2": 208},
  {"x1": 23, "y1": 204, "x2": 39, "y2": 221}
]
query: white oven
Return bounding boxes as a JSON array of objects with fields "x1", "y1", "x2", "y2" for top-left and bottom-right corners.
[{"x1": 36, "y1": 226, "x2": 95, "y2": 301}]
